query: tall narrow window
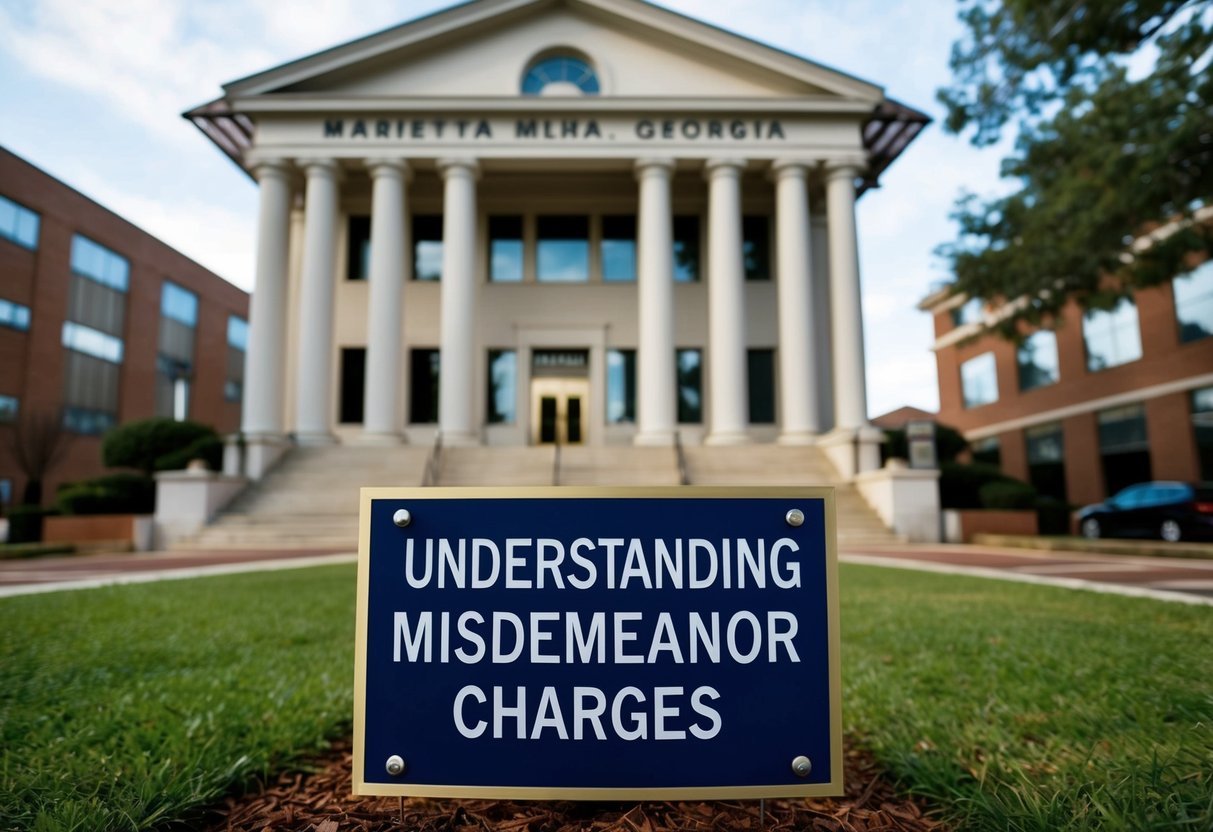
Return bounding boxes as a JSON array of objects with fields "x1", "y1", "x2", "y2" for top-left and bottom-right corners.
[
  {"x1": 226, "y1": 316, "x2": 247, "y2": 402},
  {"x1": 673, "y1": 216, "x2": 700, "y2": 282},
  {"x1": 743, "y1": 216, "x2": 770, "y2": 281},
  {"x1": 487, "y1": 350, "x2": 517, "y2": 423},
  {"x1": 677, "y1": 349, "x2": 702, "y2": 424},
  {"x1": 63, "y1": 234, "x2": 127, "y2": 433},
  {"x1": 489, "y1": 217, "x2": 523, "y2": 283},
  {"x1": 0, "y1": 194, "x2": 40, "y2": 250},
  {"x1": 960, "y1": 352, "x2": 998, "y2": 408},
  {"x1": 1017, "y1": 330, "x2": 1059, "y2": 391},
  {"x1": 606, "y1": 349, "x2": 636, "y2": 424},
  {"x1": 409, "y1": 349, "x2": 440, "y2": 423},
  {"x1": 413, "y1": 216, "x2": 443, "y2": 281},
  {"x1": 1025, "y1": 422, "x2": 1066, "y2": 501},
  {"x1": 747, "y1": 349, "x2": 775, "y2": 424},
  {"x1": 1083, "y1": 299, "x2": 1142, "y2": 371},
  {"x1": 157, "y1": 282, "x2": 197, "y2": 421},
  {"x1": 537, "y1": 216, "x2": 589, "y2": 282},
  {"x1": 1097, "y1": 404, "x2": 1151, "y2": 496},
  {"x1": 601, "y1": 215, "x2": 637, "y2": 282},
  {"x1": 340, "y1": 347, "x2": 366, "y2": 424},
  {"x1": 0, "y1": 394, "x2": 18, "y2": 423},
  {"x1": 1192, "y1": 386, "x2": 1213, "y2": 481},
  {"x1": 1174, "y1": 261, "x2": 1213, "y2": 343},
  {"x1": 347, "y1": 215, "x2": 371, "y2": 281}
]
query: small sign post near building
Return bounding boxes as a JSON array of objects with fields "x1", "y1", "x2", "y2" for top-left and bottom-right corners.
[{"x1": 353, "y1": 486, "x2": 842, "y2": 799}]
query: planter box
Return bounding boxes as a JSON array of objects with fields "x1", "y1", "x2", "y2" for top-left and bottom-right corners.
[
  {"x1": 943, "y1": 509, "x2": 1038, "y2": 544},
  {"x1": 43, "y1": 515, "x2": 154, "y2": 551}
]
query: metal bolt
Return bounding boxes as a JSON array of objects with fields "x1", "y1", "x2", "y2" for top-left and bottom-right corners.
[
  {"x1": 785, "y1": 509, "x2": 804, "y2": 527},
  {"x1": 385, "y1": 755, "x2": 406, "y2": 776},
  {"x1": 792, "y1": 755, "x2": 812, "y2": 777},
  {"x1": 393, "y1": 509, "x2": 412, "y2": 528}
]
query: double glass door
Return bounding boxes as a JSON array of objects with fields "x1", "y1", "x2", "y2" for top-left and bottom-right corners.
[{"x1": 531, "y1": 378, "x2": 588, "y2": 445}]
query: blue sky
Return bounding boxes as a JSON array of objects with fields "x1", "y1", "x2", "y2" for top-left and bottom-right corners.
[{"x1": 0, "y1": 0, "x2": 1016, "y2": 419}]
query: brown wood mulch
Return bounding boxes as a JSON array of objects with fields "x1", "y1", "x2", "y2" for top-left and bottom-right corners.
[{"x1": 200, "y1": 740, "x2": 945, "y2": 832}]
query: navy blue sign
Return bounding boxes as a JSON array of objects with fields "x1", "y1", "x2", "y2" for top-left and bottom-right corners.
[{"x1": 353, "y1": 487, "x2": 841, "y2": 799}]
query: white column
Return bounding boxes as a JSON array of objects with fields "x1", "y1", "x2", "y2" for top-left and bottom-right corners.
[
  {"x1": 361, "y1": 159, "x2": 410, "y2": 444},
  {"x1": 634, "y1": 158, "x2": 676, "y2": 446},
  {"x1": 772, "y1": 161, "x2": 819, "y2": 443},
  {"x1": 704, "y1": 159, "x2": 749, "y2": 445},
  {"x1": 241, "y1": 160, "x2": 292, "y2": 439},
  {"x1": 293, "y1": 159, "x2": 342, "y2": 445},
  {"x1": 825, "y1": 161, "x2": 869, "y2": 431},
  {"x1": 437, "y1": 158, "x2": 479, "y2": 446}
]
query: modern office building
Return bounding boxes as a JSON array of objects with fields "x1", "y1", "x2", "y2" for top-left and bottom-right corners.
[
  {"x1": 0, "y1": 147, "x2": 250, "y2": 506},
  {"x1": 920, "y1": 245, "x2": 1213, "y2": 508},
  {"x1": 186, "y1": 0, "x2": 927, "y2": 479}
]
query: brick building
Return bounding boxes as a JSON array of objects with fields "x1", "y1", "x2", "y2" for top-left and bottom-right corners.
[
  {"x1": 0, "y1": 146, "x2": 249, "y2": 506},
  {"x1": 920, "y1": 251, "x2": 1213, "y2": 509}
]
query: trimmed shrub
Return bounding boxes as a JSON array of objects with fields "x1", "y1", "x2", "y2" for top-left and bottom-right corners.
[
  {"x1": 938, "y1": 461, "x2": 1013, "y2": 509},
  {"x1": 6, "y1": 505, "x2": 56, "y2": 544},
  {"x1": 154, "y1": 434, "x2": 223, "y2": 472},
  {"x1": 979, "y1": 480, "x2": 1038, "y2": 510},
  {"x1": 54, "y1": 473, "x2": 155, "y2": 516},
  {"x1": 1036, "y1": 496, "x2": 1074, "y2": 535},
  {"x1": 102, "y1": 419, "x2": 219, "y2": 475}
]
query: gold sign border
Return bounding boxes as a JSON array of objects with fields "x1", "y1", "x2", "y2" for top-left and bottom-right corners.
[{"x1": 353, "y1": 485, "x2": 842, "y2": 799}]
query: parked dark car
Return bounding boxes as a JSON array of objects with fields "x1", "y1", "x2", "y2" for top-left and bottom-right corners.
[{"x1": 1077, "y1": 482, "x2": 1213, "y2": 542}]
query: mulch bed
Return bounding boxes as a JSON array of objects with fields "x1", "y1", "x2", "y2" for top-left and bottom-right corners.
[{"x1": 200, "y1": 740, "x2": 945, "y2": 832}]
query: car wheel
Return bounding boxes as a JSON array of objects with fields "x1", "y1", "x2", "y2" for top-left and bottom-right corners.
[
  {"x1": 1081, "y1": 518, "x2": 1101, "y2": 539},
  {"x1": 1160, "y1": 520, "x2": 1182, "y2": 543}
]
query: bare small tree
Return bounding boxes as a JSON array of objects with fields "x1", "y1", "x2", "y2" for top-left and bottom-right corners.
[{"x1": 5, "y1": 408, "x2": 72, "y2": 505}]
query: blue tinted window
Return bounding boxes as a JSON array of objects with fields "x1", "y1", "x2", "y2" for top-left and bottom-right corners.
[
  {"x1": 0, "y1": 478, "x2": 10, "y2": 505},
  {"x1": 1017, "y1": 330, "x2": 1059, "y2": 391},
  {"x1": 227, "y1": 316, "x2": 249, "y2": 350},
  {"x1": 606, "y1": 349, "x2": 635, "y2": 424},
  {"x1": 413, "y1": 216, "x2": 442, "y2": 281},
  {"x1": 0, "y1": 298, "x2": 31, "y2": 331},
  {"x1": 537, "y1": 216, "x2": 589, "y2": 282},
  {"x1": 961, "y1": 352, "x2": 998, "y2": 408},
  {"x1": 0, "y1": 194, "x2": 40, "y2": 249},
  {"x1": 522, "y1": 56, "x2": 600, "y2": 95},
  {"x1": 161, "y1": 282, "x2": 198, "y2": 326},
  {"x1": 62, "y1": 321, "x2": 124, "y2": 364},
  {"x1": 70, "y1": 234, "x2": 129, "y2": 292},
  {"x1": 0, "y1": 394, "x2": 17, "y2": 423},
  {"x1": 1084, "y1": 299, "x2": 1142, "y2": 371},
  {"x1": 673, "y1": 216, "x2": 700, "y2": 282},
  {"x1": 601, "y1": 216, "x2": 636, "y2": 282},
  {"x1": 489, "y1": 217, "x2": 523, "y2": 283},
  {"x1": 677, "y1": 348, "x2": 702, "y2": 423},
  {"x1": 1174, "y1": 260, "x2": 1213, "y2": 343},
  {"x1": 63, "y1": 406, "x2": 116, "y2": 435},
  {"x1": 487, "y1": 350, "x2": 517, "y2": 423}
]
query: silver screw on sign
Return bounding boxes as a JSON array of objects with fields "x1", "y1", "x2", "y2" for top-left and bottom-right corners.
[
  {"x1": 791, "y1": 755, "x2": 812, "y2": 777},
  {"x1": 393, "y1": 509, "x2": 412, "y2": 528},
  {"x1": 785, "y1": 509, "x2": 805, "y2": 527},
  {"x1": 385, "y1": 755, "x2": 406, "y2": 776}
]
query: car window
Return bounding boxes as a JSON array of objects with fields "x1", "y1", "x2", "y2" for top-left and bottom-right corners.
[{"x1": 1112, "y1": 485, "x2": 1147, "y2": 508}]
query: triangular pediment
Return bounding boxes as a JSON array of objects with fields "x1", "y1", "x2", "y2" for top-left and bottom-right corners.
[{"x1": 224, "y1": 0, "x2": 883, "y2": 103}]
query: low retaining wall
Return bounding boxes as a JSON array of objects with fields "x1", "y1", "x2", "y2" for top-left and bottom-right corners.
[
  {"x1": 43, "y1": 515, "x2": 154, "y2": 551},
  {"x1": 943, "y1": 509, "x2": 1037, "y2": 544}
]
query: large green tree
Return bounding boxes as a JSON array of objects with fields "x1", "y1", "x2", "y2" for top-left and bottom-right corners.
[{"x1": 937, "y1": 0, "x2": 1213, "y2": 333}]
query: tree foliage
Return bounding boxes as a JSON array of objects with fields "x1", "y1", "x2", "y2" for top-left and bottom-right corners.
[
  {"x1": 101, "y1": 418, "x2": 219, "y2": 476},
  {"x1": 937, "y1": 0, "x2": 1213, "y2": 331}
]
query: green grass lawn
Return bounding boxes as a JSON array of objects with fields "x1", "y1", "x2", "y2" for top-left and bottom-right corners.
[{"x1": 1, "y1": 563, "x2": 1210, "y2": 831}]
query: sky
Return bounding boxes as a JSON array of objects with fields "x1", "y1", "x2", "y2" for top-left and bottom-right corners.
[{"x1": 0, "y1": 0, "x2": 1018, "y2": 420}]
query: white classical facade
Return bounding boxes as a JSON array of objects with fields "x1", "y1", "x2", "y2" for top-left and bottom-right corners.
[{"x1": 189, "y1": 0, "x2": 926, "y2": 476}]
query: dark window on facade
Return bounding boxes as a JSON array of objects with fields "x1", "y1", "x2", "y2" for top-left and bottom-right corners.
[
  {"x1": 1193, "y1": 386, "x2": 1213, "y2": 481},
  {"x1": 537, "y1": 216, "x2": 589, "y2": 282},
  {"x1": 521, "y1": 55, "x2": 600, "y2": 95},
  {"x1": 971, "y1": 435, "x2": 1001, "y2": 466},
  {"x1": 677, "y1": 348, "x2": 702, "y2": 424},
  {"x1": 61, "y1": 351, "x2": 120, "y2": 435},
  {"x1": 1097, "y1": 404, "x2": 1151, "y2": 496},
  {"x1": 1017, "y1": 330, "x2": 1059, "y2": 392},
  {"x1": 1174, "y1": 261, "x2": 1213, "y2": 343},
  {"x1": 340, "y1": 347, "x2": 366, "y2": 424},
  {"x1": 157, "y1": 282, "x2": 197, "y2": 421},
  {"x1": 601, "y1": 215, "x2": 637, "y2": 282},
  {"x1": 409, "y1": 349, "x2": 440, "y2": 423},
  {"x1": 0, "y1": 394, "x2": 17, "y2": 423},
  {"x1": 747, "y1": 349, "x2": 775, "y2": 424},
  {"x1": 1025, "y1": 423, "x2": 1067, "y2": 501},
  {"x1": 606, "y1": 349, "x2": 636, "y2": 424},
  {"x1": 226, "y1": 316, "x2": 247, "y2": 402},
  {"x1": 413, "y1": 216, "x2": 443, "y2": 281},
  {"x1": 0, "y1": 478, "x2": 11, "y2": 506},
  {"x1": 743, "y1": 216, "x2": 770, "y2": 281},
  {"x1": 348, "y1": 215, "x2": 371, "y2": 281},
  {"x1": 489, "y1": 216, "x2": 523, "y2": 283},
  {"x1": 673, "y1": 215, "x2": 700, "y2": 282},
  {"x1": 62, "y1": 242, "x2": 126, "y2": 433},
  {"x1": 0, "y1": 194, "x2": 40, "y2": 250},
  {"x1": 487, "y1": 350, "x2": 517, "y2": 423}
]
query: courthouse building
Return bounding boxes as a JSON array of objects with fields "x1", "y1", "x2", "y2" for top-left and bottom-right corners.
[{"x1": 188, "y1": 0, "x2": 926, "y2": 476}]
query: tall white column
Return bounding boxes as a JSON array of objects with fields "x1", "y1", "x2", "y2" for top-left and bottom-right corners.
[
  {"x1": 634, "y1": 158, "x2": 676, "y2": 446},
  {"x1": 437, "y1": 158, "x2": 479, "y2": 446},
  {"x1": 704, "y1": 159, "x2": 750, "y2": 445},
  {"x1": 825, "y1": 161, "x2": 870, "y2": 431},
  {"x1": 241, "y1": 160, "x2": 292, "y2": 438},
  {"x1": 361, "y1": 159, "x2": 410, "y2": 443},
  {"x1": 773, "y1": 161, "x2": 819, "y2": 443},
  {"x1": 293, "y1": 159, "x2": 342, "y2": 445}
]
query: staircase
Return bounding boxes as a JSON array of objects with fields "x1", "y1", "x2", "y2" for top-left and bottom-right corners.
[{"x1": 181, "y1": 441, "x2": 900, "y2": 550}]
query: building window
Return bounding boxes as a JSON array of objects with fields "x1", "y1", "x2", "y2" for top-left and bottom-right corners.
[
  {"x1": 226, "y1": 316, "x2": 247, "y2": 402},
  {"x1": 1097, "y1": 404, "x2": 1151, "y2": 496},
  {"x1": 1083, "y1": 298, "x2": 1142, "y2": 371},
  {"x1": 960, "y1": 352, "x2": 998, "y2": 408},
  {"x1": 487, "y1": 350, "x2": 517, "y2": 424},
  {"x1": 70, "y1": 234, "x2": 129, "y2": 292},
  {"x1": 0, "y1": 394, "x2": 18, "y2": 423},
  {"x1": 413, "y1": 216, "x2": 443, "y2": 281},
  {"x1": 1025, "y1": 422, "x2": 1066, "y2": 501},
  {"x1": 0, "y1": 298, "x2": 31, "y2": 332},
  {"x1": 951, "y1": 297, "x2": 983, "y2": 327},
  {"x1": 747, "y1": 349, "x2": 775, "y2": 424},
  {"x1": 1193, "y1": 386, "x2": 1213, "y2": 481},
  {"x1": 606, "y1": 349, "x2": 636, "y2": 424},
  {"x1": 1174, "y1": 260, "x2": 1213, "y2": 343},
  {"x1": 673, "y1": 216, "x2": 700, "y2": 282},
  {"x1": 161, "y1": 282, "x2": 198, "y2": 327},
  {"x1": 677, "y1": 349, "x2": 702, "y2": 424},
  {"x1": 348, "y1": 215, "x2": 371, "y2": 281},
  {"x1": 0, "y1": 194, "x2": 40, "y2": 249},
  {"x1": 742, "y1": 216, "x2": 770, "y2": 281},
  {"x1": 0, "y1": 478, "x2": 10, "y2": 506},
  {"x1": 61, "y1": 349, "x2": 121, "y2": 435},
  {"x1": 1017, "y1": 330, "x2": 1059, "y2": 391},
  {"x1": 601, "y1": 215, "x2": 637, "y2": 282},
  {"x1": 340, "y1": 347, "x2": 366, "y2": 424},
  {"x1": 409, "y1": 349, "x2": 440, "y2": 423},
  {"x1": 62, "y1": 321, "x2": 123, "y2": 363},
  {"x1": 537, "y1": 216, "x2": 589, "y2": 282},
  {"x1": 521, "y1": 55, "x2": 600, "y2": 96},
  {"x1": 971, "y1": 435, "x2": 1001, "y2": 466},
  {"x1": 489, "y1": 216, "x2": 524, "y2": 283},
  {"x1": 157, "y1": 282, "x2": 197, "y2": 421}
]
